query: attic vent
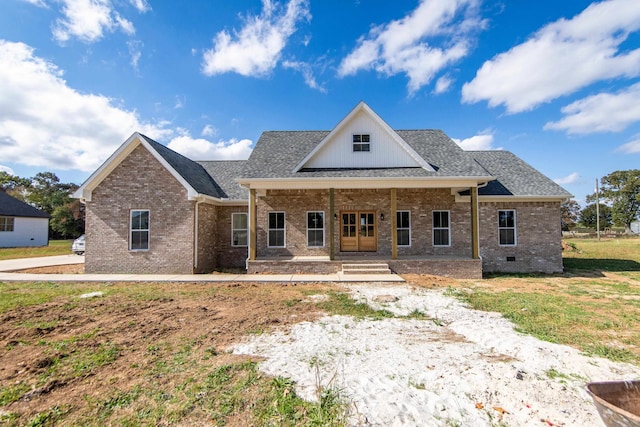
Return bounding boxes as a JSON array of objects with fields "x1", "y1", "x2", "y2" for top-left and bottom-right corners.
[
  {"x1": 353, "y1": 134, "x2": 370, "y2": 152},
  {"x1": 506, "y1": 256, "x2": 516, "y2": 262}
]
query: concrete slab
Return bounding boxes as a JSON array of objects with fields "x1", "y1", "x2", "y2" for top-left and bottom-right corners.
[
  {"x1": 0, "y1": 255, "x2": 404, "y2": 283},
  {"x1": 0, "y1": 255, "x2": 84, "y2": 272}
]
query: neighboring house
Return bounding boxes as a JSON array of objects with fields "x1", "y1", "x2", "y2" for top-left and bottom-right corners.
[
  {"x1": 74, "y1": 102, "x2": 571, "y2": 278},
  {"x1": 0, "y1": 191, "x2": 51, "y2": 247},
  {"x1": 631, "y1": 220, "x2": 639, "y2": 234}
]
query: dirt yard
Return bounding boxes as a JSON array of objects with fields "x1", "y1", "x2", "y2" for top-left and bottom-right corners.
[{"x1": 0, "y1": 279, "x2": 338, "y2": 425}]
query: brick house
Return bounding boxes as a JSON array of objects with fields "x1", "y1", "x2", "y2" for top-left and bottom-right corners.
[{"x1": 75, "y1": 102, "x2": 571, "y2": 278}]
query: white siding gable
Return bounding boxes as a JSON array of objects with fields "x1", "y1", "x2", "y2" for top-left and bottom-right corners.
[
  {"x1": 294, "y1": 102, "x2": 433, "y2": 172},
  {"x1": 304, "y1": 110, "x2": 421, "y2": 169}
]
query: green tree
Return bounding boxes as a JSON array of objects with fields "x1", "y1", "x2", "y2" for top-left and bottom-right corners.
[
  {"x1": 588, "y1": 170, "x2": 640, "y2": 234},
  {"x1": 561, "y1": 199, "x2": 580, "y2": 231},
  {"x1": 26, "y1": 172, "x2": 77, "y2": 215},
  {"x1": 580, "y1": 203, "x2": 612, "y2": 230},
  {"x1": 50, "y1": 200, "x2": 85, "y2": 239},
  {"x1": 0, "y1": 171, "x2": 30, "y2": 199}
]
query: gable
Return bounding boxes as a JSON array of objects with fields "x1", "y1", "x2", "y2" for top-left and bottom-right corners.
[{"x1": 295, "y1": 102, "x2": 433, "y2": 171}]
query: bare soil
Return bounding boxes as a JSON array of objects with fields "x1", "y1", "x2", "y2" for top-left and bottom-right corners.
[{"x1": 0, "y1": 280, "x2": 336, "y2": 425}]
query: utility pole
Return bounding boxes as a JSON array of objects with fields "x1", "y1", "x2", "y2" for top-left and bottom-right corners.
[{"x1": 595, "y1": 178, "x2": 600, "y2": 241}]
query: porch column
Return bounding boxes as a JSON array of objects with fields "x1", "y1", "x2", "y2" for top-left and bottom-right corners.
[
  {"x1": 471, "y1": 186, "x2": 480, "y2": 259},
  {"x1": 329, "y1": 188, "x2": 335, "y2": 260},
  {"x1": 249, "y1": 188, "x2": 257, "y2": 261},
  {"x1": 390, "y1": 188, "x2": 397, "y2": 260}
]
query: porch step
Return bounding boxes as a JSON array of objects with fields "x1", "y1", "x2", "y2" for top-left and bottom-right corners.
[{"x1": 341, "y1": 263, "x2": 391, "y2": 275}]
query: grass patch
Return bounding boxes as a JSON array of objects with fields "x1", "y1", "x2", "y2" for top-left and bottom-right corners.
[
  {"x1": 0, "y1": 382, "x2": 30, "y2": 406},
  {"x1": 563, "y1": 238, "x2": 640, "y2": 271},
  {"x1": 0, "y1": 240, "x2": 73, "y2": 260},
  {"x1": 318, "y1": 292, "x2": 395, "y2": 320}
]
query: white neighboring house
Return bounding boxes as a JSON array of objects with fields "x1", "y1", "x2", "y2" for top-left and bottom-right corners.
[{"x1": 0, "y1": 191, "x2": 51, "y2": 247}]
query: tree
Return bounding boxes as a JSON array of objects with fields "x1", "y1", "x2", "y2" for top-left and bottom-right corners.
[
  {"x1": 26, "y1": 172, "x2": 77, "y2": 215},
  {"x1": 588, "y1": 170, "x2": 640, "y2": 234},
  {"x1": 0, "y1": 171, "x2": 30, "y2": 199},
  {"x1": 50, "y1": 200, "x2": 85, "y2": 239},
  {"x1": 560, "y1": 199, "x2": 580, "y2": 231},
  {"x1": 580, "y1": 203, "x2": 612, "y2": 230}
]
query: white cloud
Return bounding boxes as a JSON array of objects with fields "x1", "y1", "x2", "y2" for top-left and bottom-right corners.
[
  {"x1": 174, "y1": 96, "x2": 186, "y2": 109},
  {"x1": 202, "y1": 0, "x2": 311, "y2": 77},
  {"x1": 462, "y1": 0, "x2": 640, "y2": 113},
  {"x1": 282, "y1": 60, "x2": 326, "y2": 92},
  {"x1": 0, "y1": 165, "x2": 15, "y2": 175},
  {"x1": 127, "y1": 40, "x2": 143, "y2": 71},
  {"x1": 434, "y1": 75, "x2": 453, "y2": 94},
  {"x1": 20, "y1": 0, "x2": 48, "y2": 7},
  {"x1": 167, "y1": 135, "x2": 253, "y2": 160},
  {"x1": 0, "y1": 40, "x2": 172, "y2": 172},
  {"x1": 452, "y1": 130, "x2": 497, "y2": 150},
  {"x1": 554, "y1": 172, "x2": 580, "y2": 185},
  {"x1": 616, "y1": 136, "x2": 640, "y2": 154},
  {"x1": 52, "y1": 0, "x2": 136, "y2": 43},
  {"x1": 544, "y1": 82, "x2": 640, "y2": 134},
  {"x1": 129, "y1": 0, "x2": 150, "y2": 13},
  {"x1": 338, "y1": 0, "x2": 484, "y2": 95},
  {"x1": 201, "y1": 124, "x2": 218, "y2": 137}
]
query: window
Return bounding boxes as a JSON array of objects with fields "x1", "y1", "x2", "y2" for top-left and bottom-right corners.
[
  {"x1": 307, "y1": 211, "x2": 324, "y2": 247},
  {"x1": 232, "y1": 213, "x2": 248, "y2": 247},
  {"x1": 498, "y1": 210, "x2": 516, "y2": 246},
  {"x1": 396, "y1": 211, "x2": 411, "y2": 246},
  {"x1": 130, "y1": 210, "x2": 149, "y2": 251},
  {"x1": 352, "y1": 134, "x2": 370, "y2": 152},
  {"x1": 433, "y1": 211, "x2": 450, "y2": 246},
  {"x1": 268, "y1": 212, "x2": 285, "y2": 247},
  {"x1": 0, "y1": 217, "x2": 14, "y2": 232}
]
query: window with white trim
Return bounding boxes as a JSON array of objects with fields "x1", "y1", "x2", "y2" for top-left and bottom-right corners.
[
  {"x1": 268, "y1": 212, "x2": 285, "y2": 247},
  {"x1": 130, "y1": 210, "x2": 149, "y2": 251},
  {"x1": 433, "y1": 211, "x2": 450, "y2": 246},
  {"x1": 352, "y1": 134, "x2": 370, "y2": 152},
  {"x1": 232, "y1": 212, "x2": 248, "y2": 247},
  {"x1": 307, "y1": 211, "x2": 324, "y2": 247},
  {"x1": 396, "y1": 211, "x2": 411, "y2": 247},
  {"x1": 0, "y1": 217, "x2": 14, "y2": 232},
  {"x1": 498, "y1": 210, "x2": 516, "y2": 246}
]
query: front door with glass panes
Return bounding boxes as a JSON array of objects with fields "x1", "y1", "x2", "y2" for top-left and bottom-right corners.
[{"x1": 340, "y1": 211, "x2": 377, "y2": 252}]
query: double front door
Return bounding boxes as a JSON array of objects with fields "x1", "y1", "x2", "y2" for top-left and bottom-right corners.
[{"x1": 340, "y1": 211, "x2": 377, "y2": 252}]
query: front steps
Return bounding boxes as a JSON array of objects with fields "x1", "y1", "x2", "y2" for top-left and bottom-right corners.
[{"x1": 341, "y1": 263, "x2": 391, "y2": 275}]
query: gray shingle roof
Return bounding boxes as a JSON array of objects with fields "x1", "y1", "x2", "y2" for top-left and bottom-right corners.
[
  {"x1": 0, "y1": 192, "x2": 51, "y2": 218},
  {"x1": 241, "y1": 130, "x2": 490, "y2": 179},
  {"x1": 468, "y1": 151, "x2": 572, "y2": 197},
  {"x1": 140, "y1": 135, "x2": 247, "y2": 200},
  {"x1": 198, "y1": 161, "x2": 248, "y2": 200},
  {"x1": 141, "y1": 135, "x2": 226, "y2": 199}
]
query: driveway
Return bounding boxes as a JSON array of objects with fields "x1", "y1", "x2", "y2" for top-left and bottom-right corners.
[{"x1": 0, "y1": 254, "x2": 84, "y2": 272}]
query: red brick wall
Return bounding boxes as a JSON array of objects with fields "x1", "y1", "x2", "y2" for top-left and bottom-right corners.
[
  {"x1": 216, "y1": 206, "x2": 249, "y2": 269},
  {"x1": 479, "y1": 201, "x2": 563, "y2": 274},
  {"x1": 85, "y1": 145, "x2": 196, "y2": 274}
]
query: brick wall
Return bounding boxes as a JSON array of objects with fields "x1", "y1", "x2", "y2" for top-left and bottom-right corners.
[
  {"x1": 195, "y1": 203, "x2": 217, "y2": 273},
  {"x1": 479, "y1": 201, "x2": 563, "y2": 274},
  {"x1": 216, "y1": 205, "x2": 249, "y2": 268},
  {"x1": 85, "y1": 144, "x2": 196, "y2": 274}
]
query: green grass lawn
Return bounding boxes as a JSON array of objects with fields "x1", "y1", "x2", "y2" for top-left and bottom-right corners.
[
  {"x1": 0, "y1": 240, "x2": 73, "y2": 260},
  {"x1": 451, "y1": 236, "x2": 640, "y2": 365}
]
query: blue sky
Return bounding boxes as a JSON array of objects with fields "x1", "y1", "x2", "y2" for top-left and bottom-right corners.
[{"x1": 1, "y1": 0, "x2": 639, "y2": 206}]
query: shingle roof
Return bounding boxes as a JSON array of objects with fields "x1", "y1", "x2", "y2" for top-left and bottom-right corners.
[
  {"x1": 0, "y1": 192, "x2": 51, "y2": 218},
  {"x1": 140, "y1": 135, "x2": 227, "y2": 199},
  {"x1": 198, "y1": 161, "x2": 248, "y2": 200},
  {"x1": 468, "y1": 151, "x2": 572, "y2": 197},
  {"x1": 240, "y1": 130, "x2": 570, "y2": 197},
  {"x1": 241, "y1": 130, "x2": 490, "y2": 179}
]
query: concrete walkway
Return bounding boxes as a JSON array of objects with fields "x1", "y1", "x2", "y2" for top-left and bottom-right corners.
[{"x1": 0, "y1": 255, "x2": 404, "y2": 283}]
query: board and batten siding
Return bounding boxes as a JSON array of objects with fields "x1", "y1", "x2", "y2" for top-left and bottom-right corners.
[
  {"x1": 304, "y1": 110, "x2": 420, "y2": 169},
  {"x1": 0, "y1": 217, "x2": 49, "y2": 247}
]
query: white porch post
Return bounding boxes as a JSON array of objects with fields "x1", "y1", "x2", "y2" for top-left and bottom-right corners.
[{"x1": 249, "y1": 188, "x2": 256, "y2": 261}]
